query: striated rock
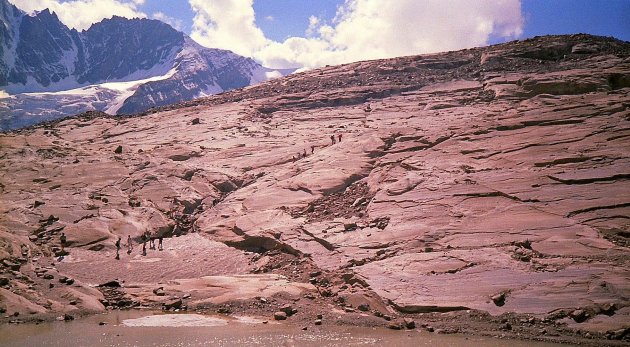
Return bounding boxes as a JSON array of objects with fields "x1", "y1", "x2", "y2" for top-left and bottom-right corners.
[
  {"x1": 0, "y1": 35, "x2": 628, "y2": 341},
  {"x1": 571, "y1": 43, "x2": 599, "y2": 54}
]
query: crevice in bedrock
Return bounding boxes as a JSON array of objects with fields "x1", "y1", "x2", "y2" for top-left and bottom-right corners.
[
  {"x1": 367, "y1": 132, "x2": 400, "y2": 158},
  {"x1": 224, "y1": 233, "x2": 302, "y2": 256},
  {"x1": 387, "y1": 133, "x2": 454, "y2": 154},
  {"x1": 299, "y1": 226, "x2": 336, "y2": 251},
  {"x1": 568, "y1": 202, "x2": 630, "y2": 218},
  {"x1": 341, "y1": 246, "x2": 402, "y2": 268},
  {"x1": 533, "y1": 156, "x2": 593, "y2": 167},
  {"x1": 454, "y1": 190, "x2": 541, "y2": 203},
  {"x1": 547, "y1": 173, "x2": 630, "y2": 185}
]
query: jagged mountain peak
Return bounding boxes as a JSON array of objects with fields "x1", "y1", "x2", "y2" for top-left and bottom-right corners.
[{"x1": 0, "y1": 4, "x2": 287, "y2": 130}]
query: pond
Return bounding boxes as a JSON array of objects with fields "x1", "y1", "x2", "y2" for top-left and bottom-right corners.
[{"x1": 0, "y1": 311, "x2": 563, "y2": 347}]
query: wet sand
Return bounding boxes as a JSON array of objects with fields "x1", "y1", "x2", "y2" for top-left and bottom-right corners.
[{"x1": 0, "y1": 311, "x2": 563, "y2": 347}]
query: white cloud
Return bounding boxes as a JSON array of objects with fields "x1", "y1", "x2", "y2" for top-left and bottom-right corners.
[
  {"x1": 9, "y1": 0, "x2": 145, "y2": 31},
  {"x1": 153, "y1": 11, "x2": 183, "y2": 31},
  {"x1": 265, "y1": 15, "x2": 273, "y2": 21},
  {"x1": 189, "y1": 0, "x2": 268, "y2": 57},
  {"x1": 190, "y1": 0, "x2": 523, "y2": 69},
  {"x1": 305, "y1": 15, "x2": 320, "y2": 36}
]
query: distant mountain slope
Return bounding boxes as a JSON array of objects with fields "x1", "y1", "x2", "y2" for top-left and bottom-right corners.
[{"x1": 0, "y1": 0, "x2": 288, "y2": 130}]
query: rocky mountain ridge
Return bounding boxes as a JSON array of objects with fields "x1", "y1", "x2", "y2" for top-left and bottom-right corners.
[
  {"x1": 0, "y1": 0, "x2": 285, "y2": 130},
  {"x1": 0, "y1": 34, "x2": 629, "y2": 345}
]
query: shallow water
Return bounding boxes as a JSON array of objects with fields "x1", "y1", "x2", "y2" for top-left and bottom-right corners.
[{"x1": 0, "y1": 311, "x2": 562, "y2": 347}]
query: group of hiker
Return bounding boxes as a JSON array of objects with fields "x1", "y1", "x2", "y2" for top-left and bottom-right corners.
[
  {"x1": 293, "y1": 133, "x2": 343, "y2": 162},
  {"x1": 114, "y1": 231, "x2": 163, "y2": 260}
]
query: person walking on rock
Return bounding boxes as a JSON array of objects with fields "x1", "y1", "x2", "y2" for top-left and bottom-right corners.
[
  {"x1": 141, "y1": 232, "x2": 148, "y2": 256},
  {"x1": 330, "y1": 135, "x2": 336, "y2": 145},
  {"x1": 127, "y1": 235, "x2": 133, "y2": 254},
  {"x1": 115, "y1": 237, "x2": 121, "y2": 260},
  {"x1": 338, "y1": 133, "x2": 342, "y2": 142},
  {"x1": 303, "y1": 149, "x2": 307, "y2": 157},
  {"x1": 158, "y1": 236, "x2": 163, "y2": 251},
  {"x1": 311, "y1": 145, "x2": 315, "y2": 154},
  {"x1": 149, "y1": 232, "x2": 155, "y2": 250},
  {"x1": 60, "y1": 232, "x2": 67, "y2": 253}
]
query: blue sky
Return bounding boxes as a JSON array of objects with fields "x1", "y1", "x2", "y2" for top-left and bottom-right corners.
[
  {"x1": 132, "y1": 1, "x2": 630, "y2": 42},
  {"x1": 521, "y1": 0, "x2": 629, "y2": 41},
  {"x1": 130, "y1": 0, "x2": 630, "y2": 41},
  {"x1": 10, "y1": 0, "x2": 630, "y2": 68}
]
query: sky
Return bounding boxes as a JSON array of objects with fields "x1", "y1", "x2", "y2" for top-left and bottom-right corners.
[{"x1": 8, "y1": 0, "x2": 630, "y2": 69}]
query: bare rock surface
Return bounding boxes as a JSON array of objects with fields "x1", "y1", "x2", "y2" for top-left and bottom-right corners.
[{"x1": 0, "y1": 34, "x2": 629, "y2": 344}]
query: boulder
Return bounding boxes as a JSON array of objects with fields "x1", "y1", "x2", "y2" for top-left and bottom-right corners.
[
  {"x1": 387, "y1": 320, "x2": 404, "y2": 330},
  {"x1": 274, "y1": 311, "x2": 287, "y2": 320},
  {"x1": 570, "y1": 309, "x2": 587, "y2": 323},
  {"x1": 2, "y1": 260, "x2": 20, "y2": 271},
  {"x1": 163, "y1": 298, "x2": 182, "y2": 310},
  {"x1": 98, "y1": 280, "x2": 122, "y2": 287},
  {"x1": 491, "y1": 293, "x2": 506, "y2": 306},
  {"x1": 280, "y1": 304, "x2": 296, "y2": 316}
]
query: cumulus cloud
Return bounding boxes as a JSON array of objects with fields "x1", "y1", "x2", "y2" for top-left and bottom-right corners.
[
  {"x1": 190, "y1": 0, "x2": 523, "y2": 69},
  {"x1": 153, "y1": 11, "x2": 183, "y2": 31},
  {"x1": 9, "y1": 0, "x2": 145, "y2": 31},
  {"x1": 189, "y1": 0, "x2": 268, "y2": 58}
]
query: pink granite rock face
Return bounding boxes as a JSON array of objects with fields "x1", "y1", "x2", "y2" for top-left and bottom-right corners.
[{"x1": 0, "y1": 34, "x2": 628, "y2": 338}]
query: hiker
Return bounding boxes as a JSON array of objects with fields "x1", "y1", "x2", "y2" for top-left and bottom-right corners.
[
  {"x1": 115, "y1": 237, "x2": 121, "y2": 260},
  {"x1": 127, "y1": 235, "x2": 133, "y2": 254},
  {"x1": 311, "y1": 145, "x2": 315, "y2": 154},
  {"x1": 141, "y1": 231, "x2": 148, "y2": 255},
  {"x1": 338, "y1": 133, "x2": 342, "y2": 142},
  {"x1": 158, "y1": 236, "x2": 163, "y2": 251},
  {"x1": 330, "y1": 135, "x2": 336, "y2": 145},
  {"x1": 60, "y1": 232, "x2": 67, "y2": 252},
  {"x1": 303, "y1": 149, "x2": 307, "y2": 157},
  {"x1": 149, "y1": 232, "x2": 155, "y2": 250},
  {"x1": 292, "y1": 155, "x2": 296, "y2": 162}
]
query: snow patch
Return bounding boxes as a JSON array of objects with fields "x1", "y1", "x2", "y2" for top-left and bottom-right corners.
[
  {"x1": 4, "y1": 44, "x2": 182, "y2": 94},
  {"x1": 123, "y1": 314, "x2": 228, "y2": 327},
  {"x1": 249, "y1": 66, "x2": 294, "y2": 85}
]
